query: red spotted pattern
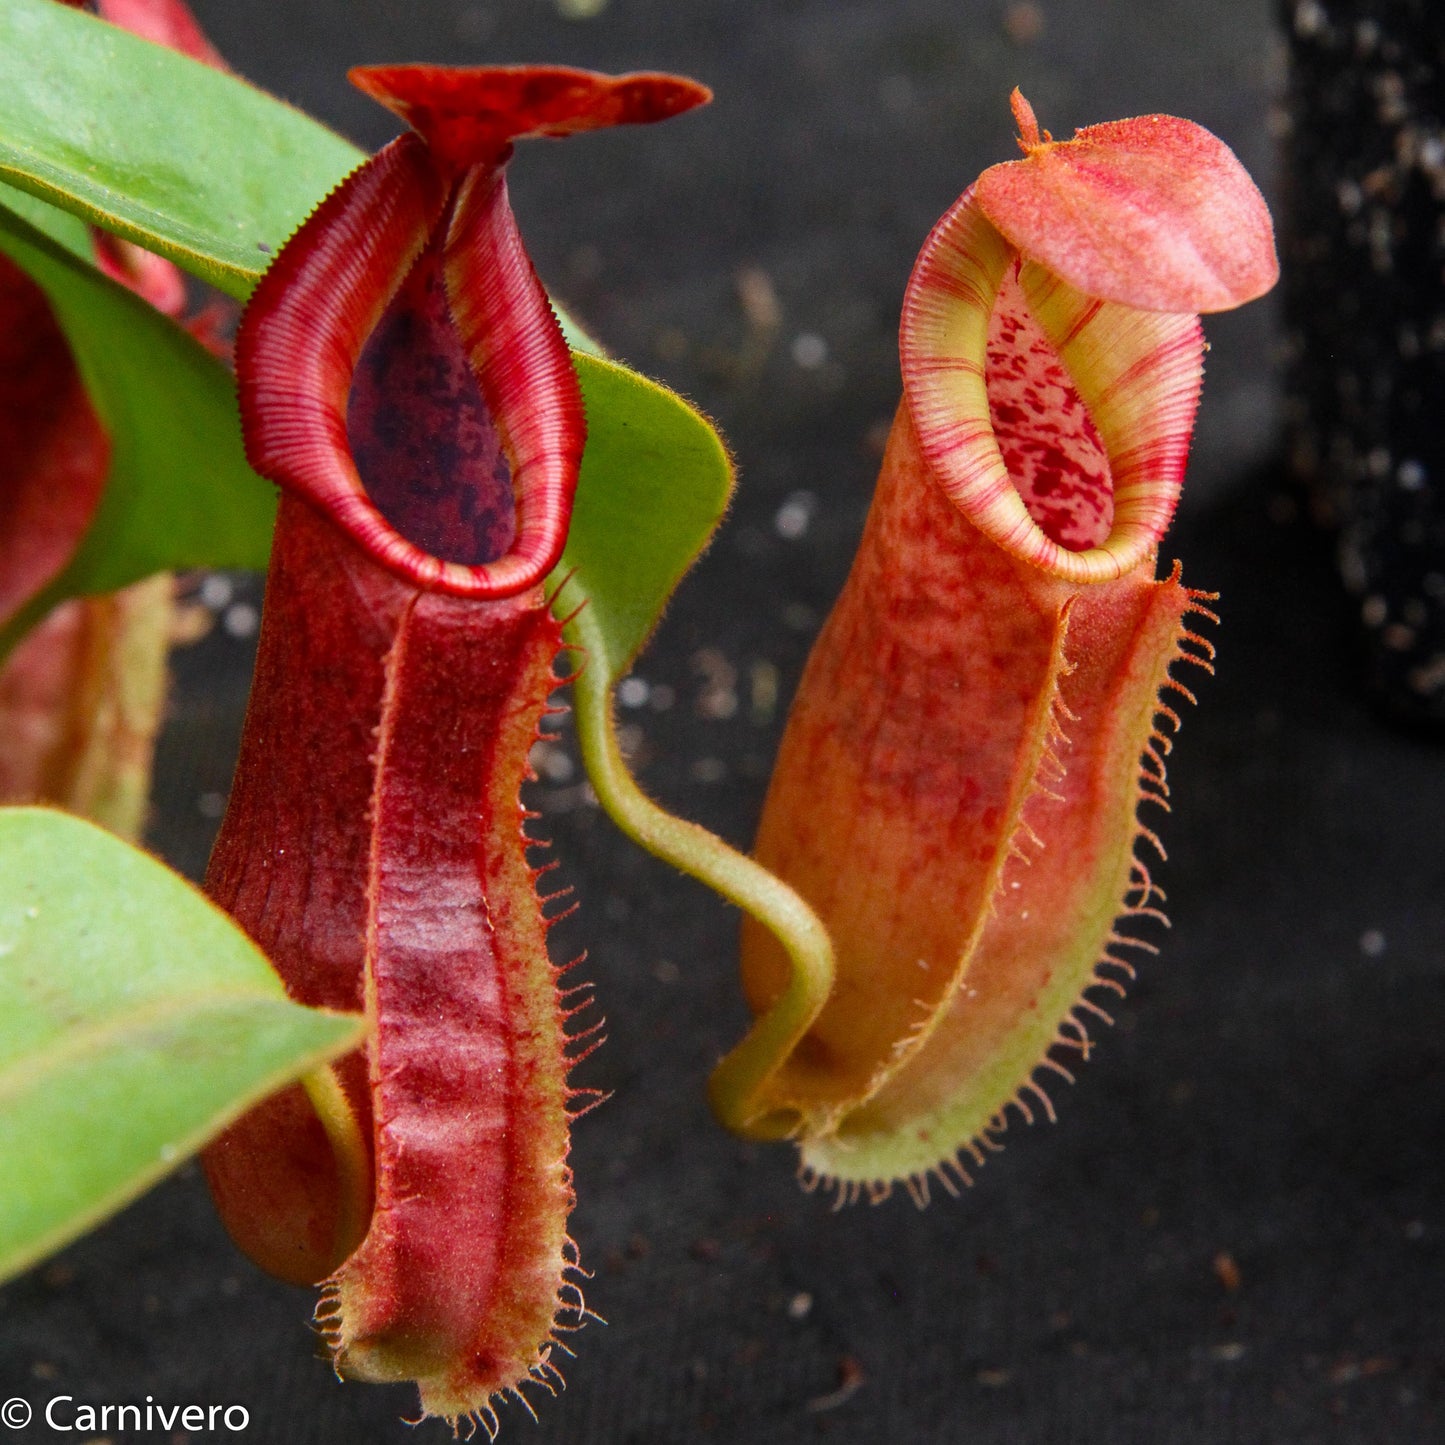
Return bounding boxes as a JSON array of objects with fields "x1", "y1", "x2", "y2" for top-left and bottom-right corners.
[
  {"x1": 346, "y1": 235, "x2": 516, "y2": 567},
  {"x1": 985, "y1": 263, "x2": 1113, "y2": 552}
]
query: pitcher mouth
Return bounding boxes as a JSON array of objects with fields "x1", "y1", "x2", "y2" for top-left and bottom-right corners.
[
  {"x1": 236, "y1": 65, "x2": 711, "y2": 602},
  {"x1": 900, "y1": 190, "x2": 1205, "y2": 585},
  {"x1": 899, "y1": 92, "x2": 1276, "y2": 586},
  {"x1": 236, "y1": 133, "x2": 582, "y2": 600}
]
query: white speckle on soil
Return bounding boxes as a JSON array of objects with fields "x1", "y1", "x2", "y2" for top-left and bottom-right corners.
[
  {"x1": 1396, "y1": 458, "x2": 1427, "y2": 490},
  {"x1": 791, "y1": 332, "x2": 828, "y2": 369},
  {"x1": 530, "y1": 741, "x2": 575, "y2": 784},
  {"x1": 223, "y1": 603, "x2": 260, "y2": 639},
  {"x1": 774, "y1": 490, "x2": 817, "y2": 541},
  {"x1": 199, "y1": 573, "x2": 234, "y2": 610},
  {"x1": 617, "y1": 676, "x2": 651, "y2": 709}
]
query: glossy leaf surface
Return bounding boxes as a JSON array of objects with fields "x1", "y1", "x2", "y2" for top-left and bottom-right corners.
[
  {"x1": 0, "y1": 807, "x2": 366, "y2": 1283},
  {"x1": 0, "y1": 0, "x2": 358, "y2": 299},
  {"x1": 553, "y1": 355, "x2": 730, "y2": 676},
  {"x1": 0, "y1": 0, "x2": 600, "y2": 358}
]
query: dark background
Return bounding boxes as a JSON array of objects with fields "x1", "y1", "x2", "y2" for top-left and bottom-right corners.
[{"x1": 3, "y1": 1, "x2": 1443, "y2": 1441}]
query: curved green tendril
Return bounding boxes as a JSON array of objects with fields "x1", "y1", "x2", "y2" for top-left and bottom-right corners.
[{"x1": 564, "y1": 599, "x2": 835, "y2": 1138}]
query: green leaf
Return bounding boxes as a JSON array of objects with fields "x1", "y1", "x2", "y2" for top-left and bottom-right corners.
[
  {"x1": 0, "y1": 0, "x2": 360, "y2": 300},
  {"x1": 0, "y1": 180, "x2": 93, "y2": 261},
  {"x1": 0, "y1": 808, "x2": 366, "y2": 1285},
  {"x1": 0, "y1": 0, "x2": 602, "y2": 360},
  {"x1": 0, "y1": 197, "x2": 277, "y2": 658},
  {"x1": 558, "y1": 356, "x2": 732, "y2": 678}
]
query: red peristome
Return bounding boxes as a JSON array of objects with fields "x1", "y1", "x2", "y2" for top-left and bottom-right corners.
[
  {"x1": 975, "y1": 95, "x2": 1278, "y2": 314},
  {"x1": 442, "y1": 164, "x2": 583, "y2": 576},
  {"x1": 0, "y1": 260, "x2": 110, "y2": 632},
  {"x1": 241, "y1": 64, "x2": 707, "y2": 599},
  {"x1": 350, "y1": 64, "x2": 711, "y2": 172},
  {"x1": 237, "y1": 135, "x2": 459, "y2": 581},
  {"x1": 237, "y1": 130, "x2": 582, "y2": 598}
]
